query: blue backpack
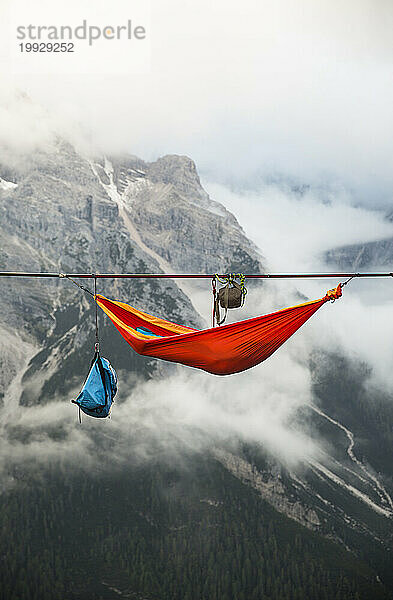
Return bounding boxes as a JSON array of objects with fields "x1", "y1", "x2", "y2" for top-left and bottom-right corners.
[{"x1": 72, "y1": 352, "x2": 117, "y2": 419}]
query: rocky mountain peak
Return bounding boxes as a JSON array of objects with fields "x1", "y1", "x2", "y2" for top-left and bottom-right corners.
[
  {"x1": 145, "y1": 154, "x2": 220, "y2": 213},
  {"x1": 147, "y1": 154, "x2": 201, "y2": 195}
]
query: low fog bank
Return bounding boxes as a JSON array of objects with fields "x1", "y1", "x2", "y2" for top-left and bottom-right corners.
[
  {"x1": 0, "y1": 334, "x2": 321, "y2": 484},
  {"x1": 207, "y1": 181, "x2": 393, "y2": 389}
]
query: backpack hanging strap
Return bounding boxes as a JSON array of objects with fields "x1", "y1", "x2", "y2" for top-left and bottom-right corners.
[
  {"x1": 93, "y1": 274, "x2": 99, "y2": 354},
  {"x1": 92, "y1": 274, "x2": 108, "y2": 412},
  {"x1": 215, "y1": 284, "x2": 228, "y2": 326},
  {"x1": 212, "y1": 276, "x2": 217, "y2": 327},
  {"x1": 212, "y1": 275, "x2": 228, "y2": 326}
]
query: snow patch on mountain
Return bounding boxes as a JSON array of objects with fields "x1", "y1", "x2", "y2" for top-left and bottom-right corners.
[
  {"x1": 0, "y1": 177, "x2": 17, "y2": 191},
  {"x1": 309, "y1": 460, "x2": 392, "y2": 518},
  {"x1": 309, "y1": 404, "x2": 393, "y2": 514}
]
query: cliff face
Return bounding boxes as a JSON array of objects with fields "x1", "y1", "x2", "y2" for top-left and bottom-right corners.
[
  {"x1": 0, "y1": 139, "x2": 392, "y2": 598},
  {"x1": 98, "y1": 153, "x2": 262, "y2": 274},
  {"x1": 0, "y1": 141, "x2": 263, "y2": 405}
]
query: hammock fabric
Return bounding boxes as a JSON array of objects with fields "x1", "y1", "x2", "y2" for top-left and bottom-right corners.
[{"x1": 95, "y1": 284, "x2": 342, "y2": 376}]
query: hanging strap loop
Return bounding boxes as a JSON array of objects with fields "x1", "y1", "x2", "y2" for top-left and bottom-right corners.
[
  {"x1": 213, "y1": 274, "x2": 228, "y2": 326},
  {"x1": 93, "y1": 274, "x2": 99, "y2": 354},
  {"x1": 212, "y1": 276, "x2": 217, "y2": 327}
]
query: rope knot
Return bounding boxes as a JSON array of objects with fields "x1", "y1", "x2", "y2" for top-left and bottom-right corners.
[{"x1": 325, "y1": 283, "x2": 342, "y2": 302}]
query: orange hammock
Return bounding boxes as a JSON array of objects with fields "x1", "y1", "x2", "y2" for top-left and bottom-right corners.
[{"x1": 95, "y1": 284, "x2": 342, "y2": 376}]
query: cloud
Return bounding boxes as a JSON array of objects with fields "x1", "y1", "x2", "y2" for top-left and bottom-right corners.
[
  {"x1": 1, "y1": 0, "x2": 392, "y2": 200},
  {"x1": 0, "y1": 88, "x2": 96, "y2": 159},
  {"x1": 0, "y1": 343, "x2": 319, "y2": 480},
  {"x1": 109, "y1": 357, "x2": 319, "y2": 465},
  {"x1": 205, "y1": 181, "x2": 393, "y2": 272},
  {"x1": 206, "y1": 180, "x2": 393, "y2": 388},
  {"x1": 0, "y1": 90, "x2": 54, "y2": 154}
]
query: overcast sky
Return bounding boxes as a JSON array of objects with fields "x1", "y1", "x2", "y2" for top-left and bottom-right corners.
[{"x1": 1, "y1": 0, "x2": 392, "y2": 203}]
